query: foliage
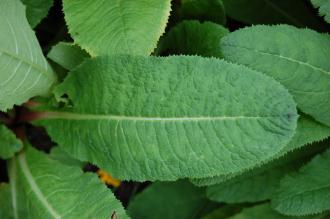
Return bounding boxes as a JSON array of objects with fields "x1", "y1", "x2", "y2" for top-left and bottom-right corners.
[{"x1": 1, "y1": 0, "x2": 330, "y2": 218}]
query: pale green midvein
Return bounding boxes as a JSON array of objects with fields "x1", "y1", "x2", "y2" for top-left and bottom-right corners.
[
  {"x1": 8, "y1": 159, "x2": 18, "y2": 219},
  {"x1": 43, "y1": 111, "x2": 285, "y2": 121},
  {"x1": 18, "y1": 153, "x2": 61, "y2": 219}
]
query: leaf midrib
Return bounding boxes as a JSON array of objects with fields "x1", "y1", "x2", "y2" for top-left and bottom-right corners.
[{"x1": 40, "y1": 111, "x2": 290, "y2": 121}]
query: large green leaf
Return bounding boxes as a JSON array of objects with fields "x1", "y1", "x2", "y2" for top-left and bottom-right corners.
[
  {"x1": 128, "y1": 181, "x2": 217, "y2": 219},
  {"x1": 311, "y1": 0, "x2": 330, "y2": 23},
  {"x1": 0, "y1": 184, "x2": 15, "y2": 219},
  {"x1": 272, "y1": 148, "x2": 330, "y2": 216},
  {"x1": 63, "y1": 0, "x2": 171, "y2": 56},
  {"x1": 221, "y1": 25, "x2": 330, "y2": 126},
  {"x1": 192, "y1": 116, "x2": 330, "y2": 186},
  {"x1": 180, "y1": 0, "x2": 226, "y2": 25},
  {"x1": 157, "y1": 21, "x2": 229, "y2": 57},
  {"x1": 0, "y1": 0, "x2": 56, "y2": 111},
  {"x1": 36, "y1": 55, "x2": 297, "y2": 181},
  {"x1": 21, "y1": 0, "x2": 53, "y2": 28},
  {"x1": 222, "y1": 0, "x2": 325, "y2": 30},
  {"x1": 7, "y1": 146, "x2": 128, "y2": 219},
  {"x1": 0, "y1": 124, "x2": 23, "y2": 159}
]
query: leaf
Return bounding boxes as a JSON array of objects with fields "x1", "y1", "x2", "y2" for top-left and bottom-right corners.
[
  {"x1": 311, "y1": 0, "x2": 330, "y2": 23},
  {"x1": 221, "y1": 25, "x2": 330, "y2": 126},
  {"x1": 0, "y1": 124, "x2": 23, "y2": 159},
  {"x1": 63, "y1": 0, "x2": 172, "y2": 56},
  {"x1": 192, "y1": 116, "x2": 330, "y2": 186},
  {"x1": 157, "y1": 20, "x2": 229, "y2": 57},
  {"x1": 128, "y1": 181, "x2": 217, "y2": 219},
  {"x1": 228, "y1": 204, "x2": 325, "y2": 219},
  {"x1": 36, "y1": 55, "x2": 297, "y2": 181},
  {"x1": 21, "y1": 0, "x2": 53, "y2": 28},
  {"x1": 271, "y1": 148, "x2": 330, "y2": 216},
  {"x1": 47, "y1": 42, "x2": 90, "y2": 71},
  {"x1": 202, "y1": 205, "x2": 245, "y2": 219},
  {"x1": 222, "y1": 0, "x2": 325, "y2": 30},
  {"x1": 7, "y1": 146, "x2": 128, "y2": 219},
  {"x1": 180, "y1": 0, "x2": 226, "y2": 25},
  {"x1": 0, "y1": 184, "x2": 15, "y2": 219},
  {"x1": 0, "y1": 0, "x2": 57, "y2": 111}
]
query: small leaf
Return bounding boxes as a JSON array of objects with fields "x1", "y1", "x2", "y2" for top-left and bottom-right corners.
[
  {"x1": 7, "y1": 146, "x2": 128, "y2": 218},
  {"x1": 311, "y1": 0, "x2": 330, "y2": 24},
  {"x1": 158, "y1": 20, "x2": 229, "y2": 57},
  {"x1": 0, "y1": 0, "x2": 57, "y2": 111},
  {"x1": 221, "y1": 25, "x2": 330, "y2": 126},
  {"x1": 47, "y1": 42, "x2": 90, "y2": 71},
  {"x1": 0, "y1": 124, "x2": 23, "y2": 159},
  {"x1": 21, "y1": 0, "x2": 53, "y2": 28},
  {"x1": 63, "y1": 0, "x2": 172, "y2": 56},
  {"x1": 128, "y1": 181, "x2": 217, "y2": 219},
  {"x1": 37, "y1": 55, "x2": 297, "y2": 181},
  {"x1": 271, "y1": 148, "x2": 330, "y2": 216},
  {"x1": 180, "y1": 0, "x2": 226, "y2": 25}
]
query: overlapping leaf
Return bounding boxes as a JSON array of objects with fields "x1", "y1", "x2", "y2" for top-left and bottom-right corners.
[
  {"x1": 6, "y1": 146, "x2": 128, "y2": 219},
  {"x1": 311, "y1": 0, "x2": 330, "y2": 23},
  {"x1": 0, "y1": 124, "x2": 22, "y2": 159},
  {"x1": 36, "y1": 55, "x2": 297, "y2": 181},
  {"x1": 0, "y1": 0, "x2": 56, "y2": 111},
  {"x1": 21, "y1": 0, "x2": 53, "y2": 27},
  {"x1": 63, "y1": 0, "x2": 171, "y2": 56},
  {"x1": 221, "y1": 25, "x2": 330, "y2": 126}
]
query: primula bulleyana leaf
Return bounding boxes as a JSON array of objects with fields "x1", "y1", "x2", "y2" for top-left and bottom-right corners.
[
  {"x1": 37, "y1": 55, "x2": 297, "y2": 181},
  {"x1": 202, "y1": 205, "x2": 245, "y2": 219},
  {"x1": 0, "y1": 0, "x2": 56, "y2": 111},
  {"x1": 21, "y1": 0, "x2": 53, "y2": 28},
  {"x1": 222, "y1": 0, "x2": 325, "y2": 30},
  {"x1": 180, "y1": 0, "x2": 226, "y2": 25},
  {"x1": 272, "y1": 148, "x2": 330, "y2": 216},
  {"x1": 128, "y1": 181, "x2": 217, "y2": 219},
  {"x1": 192, "y1": 116, "x2": 330, "y2": 186},
  {"x1": 158, "y1": 21, "x2": 229, "y2": 57},
  {"x1": 311, "y1": 0, "x2": 330, "y2": 24},
  {"x1": 221, "y1": 25, "x2": 330, "y2": 126},
  {"x1": 47, "y1": 42, "x2": 89, "y2": 71},
  {"x1": 228, "y1": 204, "x2": 326, "y2": 219},
  {"x1": 7, "y1": 146, "x2": 128, "y2": 219},
  {"x1": 63, "y1": 0, "x2": 171, "y2": 56},
  {"x1": 0, "y1": 184, "x2": 15, "y2": 219},
  {"x1": 0, "y1": 124, "x2": 22, "y2": 159}
]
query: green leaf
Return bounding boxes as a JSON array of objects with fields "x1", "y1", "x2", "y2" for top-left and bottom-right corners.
[
  {"x1": 21, "y1": 0, "x2": 53, "y2": 28},
  {"x1": 228, "y1": 204, "x2": 325, "y2": 219},
  {"x1": 192, "y1": 116, "x2": 330, "y2": 187},
  {"x1": 7, "y1": 146, "x2": 128, "y2": 219},
  {"x1": 222, "y1": 0, "x2": 325, "y2": 30},
  {"x1": 0, "y1": 124, "x2": 23, "y2": 159},
  {"x1": 36, "y1": 55, "x2": 297, "y2": 181},
  {"x1": 221, "y1": 25, "x2": 330, "y2": 126},
  {"x1": 0, "y1": 0, "x2": 56, "y2": 111},
  {"x1": 180, "y1": 0, "x2": 226, "y2": 25},
  {"x1": 47, "y1": 42, "x2": 89, "y2": 71},
  {"x1": 271, "y1": 148, "x2": 330, "y2": 216},
  {"x1": 63, "y1": 0, "x2": 171, "y2": 56},
  {"x1": 202, "y1": 205, "x2": 245, "y2": 219},
  {"x1": 0, "y1": 184, "x2": 14, "y2": 219},
  {"x1": 311, "y1": 0, "x2": 330, "y2": 23},
  {"x1": 157, "y1": 21, "x2": 229, "y2": 57},
  {"x1": 128, "y1": 180, "x2": 217, "y2": 219}
]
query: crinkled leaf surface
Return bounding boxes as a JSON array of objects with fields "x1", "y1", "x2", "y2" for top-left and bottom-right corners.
[
  {"x1": 0, "y1": 124, "x2": 22, "y2": 159},
  {"x1": 311, "y1": 0, "x2": 330, "y2": 23},
  {"x1": 63, "y1": 0, "x2": 171, "y2": 56},
  {"x1": 222, "y1": 0, "x2": 325, "y2": 30},
  {"x1": 192, "y1": 116, "x2": 330, "y2": 186},
  {"x1": 158, "y1": 21, "x2": 228, "y2": 57},
  {"x1": 0, "y1": 0, "x2": 56, "y2": 111},
  {"x1": 21, "y1": 0, "x2": 53, "y2": 28},
  {"x1": 47, "y1": 42, "x2": 89, "y2": 71},
  {"x1": 37, "y1": 55, "x2": 297, "y2": 181},
  {"x1": 221, "y1": 25, "x2": 330, "y2": 126},
  {"x1": 180, "y1": 0, "x2": 226, "y2": 25},
  {"x1": 128, "y1": 181, "x2": 216, "y2": 219},
  {"x1": 272, "y1": 148, "x2": 330, "y2": 216},
  {"x1": 7, "y1": 146, "x2": 128, "y2": 219}
]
